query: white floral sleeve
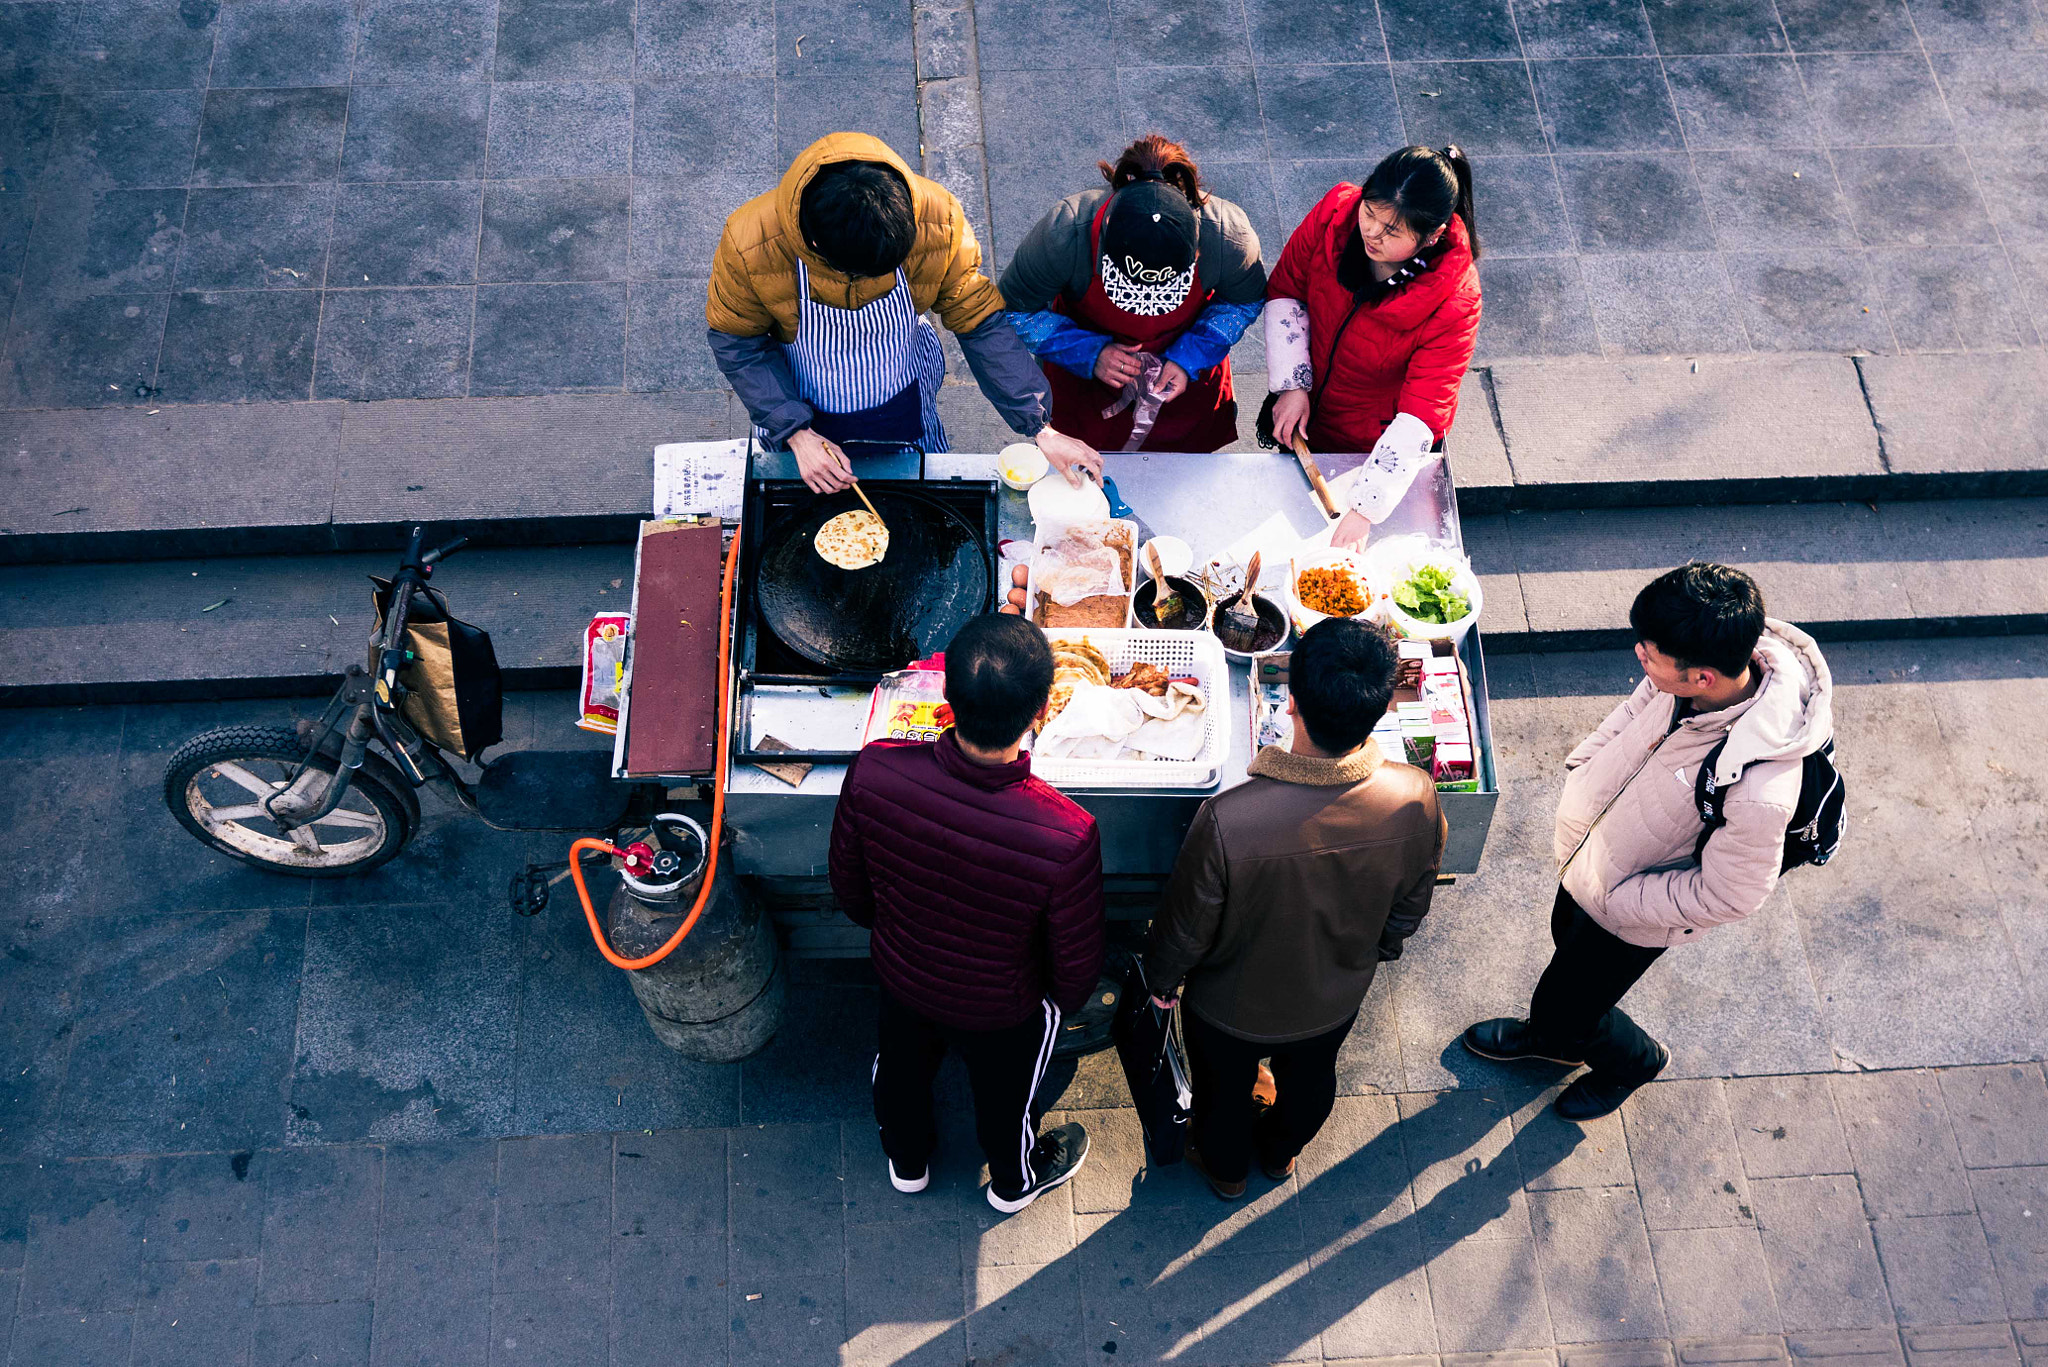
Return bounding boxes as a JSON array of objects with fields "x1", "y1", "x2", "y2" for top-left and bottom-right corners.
[
  {"x1": 1264, "y1": 297, "x2": 1312, "y2": 392},
  {"x1": 1344, "y1": 412, "x2": 1437, "y2": 522}
]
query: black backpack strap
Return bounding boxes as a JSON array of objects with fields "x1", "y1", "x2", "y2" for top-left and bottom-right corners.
[{"x1": 1692, "y1": 735, "x2": 1735, "y2": 864}]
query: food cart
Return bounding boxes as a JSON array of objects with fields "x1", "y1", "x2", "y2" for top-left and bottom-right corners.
[{"x1": 613, "y1": 443, "x2": 1499, "y2": 957}]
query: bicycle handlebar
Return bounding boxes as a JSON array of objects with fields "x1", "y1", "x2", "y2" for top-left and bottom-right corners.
[{"x1": 423, "y1": 536, "x2": 468, "y2": 565}]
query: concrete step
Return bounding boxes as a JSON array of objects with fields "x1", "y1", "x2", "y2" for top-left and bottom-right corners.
[
  {"x1": 1465, "y1": 496, "x2": 2048, "y2": 655},
  {"x1": 0, "y1": 391, "x2": 736, "y2": 566},
  {"x1": 0, "y1": 543, "x2": 635, "y2": 706},
  {"x1": 5, "y1": 497, "x2": 2042, "y2": 706},
  {"x1": 6, "y1": 352, "x2": 2046, "y2": 565}
]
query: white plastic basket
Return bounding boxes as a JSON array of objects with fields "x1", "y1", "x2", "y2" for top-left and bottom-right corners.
[{"x1": 1032, "y1": 628, "x2": 1232, "y2": 790}]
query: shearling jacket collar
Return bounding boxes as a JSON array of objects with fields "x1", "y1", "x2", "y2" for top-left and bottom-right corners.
[{"x1": 1246, "y1": 740, "x2": 1385, "y2": 787}]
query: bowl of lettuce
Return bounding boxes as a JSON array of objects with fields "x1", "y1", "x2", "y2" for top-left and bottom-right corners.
[{"x1": 1366, "y1": 536, "x2": 1483, "y2": 645}]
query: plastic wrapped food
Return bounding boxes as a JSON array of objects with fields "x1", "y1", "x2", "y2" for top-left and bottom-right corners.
[
  {"x1": 1031, "y1": 521, "x2": 1135, "y2": 627},
  {"x1": 862, "y1": 664, "x2": 956, "y2": 745},
  {"x1": 578, "y1": 614, "x2": 631, "y2": 734}
]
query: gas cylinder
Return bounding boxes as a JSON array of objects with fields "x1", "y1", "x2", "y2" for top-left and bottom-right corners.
[{"x1": 606, "y1": 814, "x2": 783, "y2": 1063}]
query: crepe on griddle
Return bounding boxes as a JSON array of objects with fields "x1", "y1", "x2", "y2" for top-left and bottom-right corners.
[{"x1": 814, "y1": 509, "x2": 889, "y2": 570}]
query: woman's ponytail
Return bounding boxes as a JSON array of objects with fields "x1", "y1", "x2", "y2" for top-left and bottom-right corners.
[
  {"x1": 1441, "y1": 144, "x2": 1480, "y2": 260},
  {"x1": 1098, "y1": 132, "x2": 1207, "y2": 207}
]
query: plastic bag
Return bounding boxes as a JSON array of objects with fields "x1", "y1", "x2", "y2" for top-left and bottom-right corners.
[{"x1": 578, "y1": 614, "x2": 631, "y2": 735}]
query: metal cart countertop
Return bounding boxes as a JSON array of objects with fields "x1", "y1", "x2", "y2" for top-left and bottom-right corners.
[{"x1": 709, "y1": 445, "x2": 1498, "y2": 878}]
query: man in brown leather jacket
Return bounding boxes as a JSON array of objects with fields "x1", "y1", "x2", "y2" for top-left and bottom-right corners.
[{"x1": 1146, "y1": 620, "x2": 1444, "y2": 1199}]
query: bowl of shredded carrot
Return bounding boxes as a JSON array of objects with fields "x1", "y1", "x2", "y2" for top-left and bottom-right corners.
[{"x1": 1288, "y1": 550, "x2": 1378, "y2": 631}]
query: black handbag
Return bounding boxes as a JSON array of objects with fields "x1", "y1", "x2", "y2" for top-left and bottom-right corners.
[{"x1": 1111, "y1": 958, "x2": 1193, "y2": 1165}]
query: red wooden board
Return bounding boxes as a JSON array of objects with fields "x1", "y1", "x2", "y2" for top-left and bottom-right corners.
[{"x1": 625, "y1": 520, "x2": 724, "y2": 776}]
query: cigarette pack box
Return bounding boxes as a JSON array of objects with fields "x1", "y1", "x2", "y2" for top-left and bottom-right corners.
[
  {"x1": 1372, "y1": 719, "x2": 1405, "y2": 761},
  {"x1": 1433, "y1": 740, "x2": 1477, "y2": 791},
  {"x1": 1397, "y1": 639, "x2": 1432, "y2": 689},
  {"x1": 1400, "y1": 713, "x2": 1435, "y2": 767}
]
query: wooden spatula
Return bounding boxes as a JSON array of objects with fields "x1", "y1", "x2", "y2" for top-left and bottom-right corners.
[
  {"x1": 1290, "y1": 436, "x2": 1341, "y2": 520},
  {"x1": 1146, "y1": 542, "x2": 1184, "y2": 624},
  {"x1": 1218, "y1": 551, "x2": 1262, "y2": 651}
]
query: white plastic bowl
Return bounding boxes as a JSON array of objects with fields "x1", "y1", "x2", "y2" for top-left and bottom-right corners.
[
  {"x1": 1286, "y1": 548, "x2": 1378, "y2": 634},
  {"x1": 1140, "y1": 535, "x2": 1193, "y2": 581},
  {"x1": 998, "y1": 442, "x2": 1048, "y2": 491},
  {"x1": 1366, "y1": 535, "x2": 1483, "y2": 645}
]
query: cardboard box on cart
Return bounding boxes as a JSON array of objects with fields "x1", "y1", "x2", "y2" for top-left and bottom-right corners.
[{"x1": 1248, "y1": 630, "x2": 1497, "y2": 871}]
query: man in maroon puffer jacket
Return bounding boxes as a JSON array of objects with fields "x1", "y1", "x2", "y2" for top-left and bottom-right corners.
[{"x1": 829, "y1": 613, "x2": 1104, "y2": 1214}]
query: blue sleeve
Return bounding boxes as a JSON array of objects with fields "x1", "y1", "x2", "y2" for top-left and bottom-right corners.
[
  {"x1": 1162, "y1": 299, "x2": 1263, "y2": 378},
  {"x1": 1004, "y1": 310, "x2": 1109, "y2": 381}
]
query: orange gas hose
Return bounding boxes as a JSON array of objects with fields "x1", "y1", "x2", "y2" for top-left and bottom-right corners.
[{"x1": 570, "y1": 523, "x2": 741, "y2": 971}]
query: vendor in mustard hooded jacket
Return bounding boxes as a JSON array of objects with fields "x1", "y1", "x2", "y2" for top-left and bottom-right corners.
[{"x1": 707, "y1": 133, "x2": 1102, "y2": 494}]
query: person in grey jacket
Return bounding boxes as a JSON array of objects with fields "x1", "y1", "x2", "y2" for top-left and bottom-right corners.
[
  {"x1": 999, "y1": 134, "x2": 1265, "y2": 454},
  {"x1": 1464, "y1": 564, "x2": 1835, "y2": 1121}
]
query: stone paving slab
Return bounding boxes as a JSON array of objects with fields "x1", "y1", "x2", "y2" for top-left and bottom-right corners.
[
  {"x1": 1, "y1": 353, "x2": 2042, "y2": 568},
  {"x1": 4, "y1": 1061, "x2": 2044, "y2": 1363},
  {"x1": 1488, "y1": 357, "x2": 1885, "y2": 503},
  {"x1": 1859, "y1": 352, "x2": 2048, "y2": 486},
  {"x1": 2, "y1": 0, "x2": 2047, "y2": 441},
  {"x1": 1782, "y1": 648, "x2": 2048, "y2": 1071},
  {"x1": 4, "y1": 631, "x2": 2047, "y2": 1164},
  {"x1": 329, "y1": 390, "x2": 734, "y2": 542},
  {"x1": 0, "y1": 403, "x2": 343, "y2": 562},
  {"x1": 1500, "y1": 498, "x2": 2048, "y2": 649},
  {"x1": 10, "y1": 493, "x2": 2047, "y2": 704}
]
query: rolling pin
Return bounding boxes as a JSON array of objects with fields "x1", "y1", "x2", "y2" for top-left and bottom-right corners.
[{"x1": 1290, "y1": 437, "x2": 1342, "y2": 520}]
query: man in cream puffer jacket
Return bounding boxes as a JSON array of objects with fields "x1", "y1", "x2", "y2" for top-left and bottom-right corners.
[{"x1": 1464, "y1": 564, "x2": 1834, "y2": 1121}]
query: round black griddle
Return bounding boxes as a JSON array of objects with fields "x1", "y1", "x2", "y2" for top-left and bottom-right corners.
[{"x1": 755, "y1": 489, "x2": 993, "y2": 673}]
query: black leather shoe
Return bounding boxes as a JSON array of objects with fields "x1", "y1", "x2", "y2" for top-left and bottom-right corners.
[
  {"x1": 1461, "y1": 1018, "x2": 1586, "y2": 1067},
  {"x1": 1554, "y1": 1042, "x2": 1669, "y2": 1122}
]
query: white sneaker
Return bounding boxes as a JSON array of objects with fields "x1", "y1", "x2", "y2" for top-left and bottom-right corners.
[
  {"x1": 986, "y1": 1122, "x2": 1089, "y2": 1214},
  {"x1": 888, "y1": 1159, "x2": 929, "y2": 1193}
]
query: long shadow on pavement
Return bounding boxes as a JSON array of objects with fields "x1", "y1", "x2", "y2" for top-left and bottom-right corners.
[{"x1": 883, "y1": 1043, "x2": 1580, "y2": 1366}]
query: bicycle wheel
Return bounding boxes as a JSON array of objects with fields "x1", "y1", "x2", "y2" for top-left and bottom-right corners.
[{"x1": 163, "y1": 726, "x2": 417, "y2": 877}]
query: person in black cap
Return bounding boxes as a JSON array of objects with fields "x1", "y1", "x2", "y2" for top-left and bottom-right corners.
[{"x1": 999, "y1": 134, "x2": 1267, "y2": 454}]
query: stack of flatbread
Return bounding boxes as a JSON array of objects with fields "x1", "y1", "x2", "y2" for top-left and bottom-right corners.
[
  {"x1": 1040, "y1": 640, "x2": 1111, "y2": 732},
  {"x1": 815, "y1": 509, "x2": 888, "y2": 570},
  {"x1": 1037, "y1": 677, "x2": 1211, "y2": 762},
  {"x1": 1031, "y1": 521, "x2": 1134, "y2": 627}
]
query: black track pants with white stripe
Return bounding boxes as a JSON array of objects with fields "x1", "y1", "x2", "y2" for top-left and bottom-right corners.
[{"x1": 873, "y1": 987, "x2": 1061, "y2": 1202}]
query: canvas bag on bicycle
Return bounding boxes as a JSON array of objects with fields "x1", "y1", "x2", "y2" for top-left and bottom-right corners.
[{"x1": 370, "y1": 579, "x2": 504, "y2": 761}]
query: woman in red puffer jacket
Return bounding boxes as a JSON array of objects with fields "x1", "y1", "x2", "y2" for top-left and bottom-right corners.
[{"x1": 1263, "y1": 146, "x2": 1482, "y2": 524}]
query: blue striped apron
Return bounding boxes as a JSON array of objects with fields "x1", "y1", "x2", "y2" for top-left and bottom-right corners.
[{"x1": 758, "y1": 260, "x2": 949, "y2": 453}]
